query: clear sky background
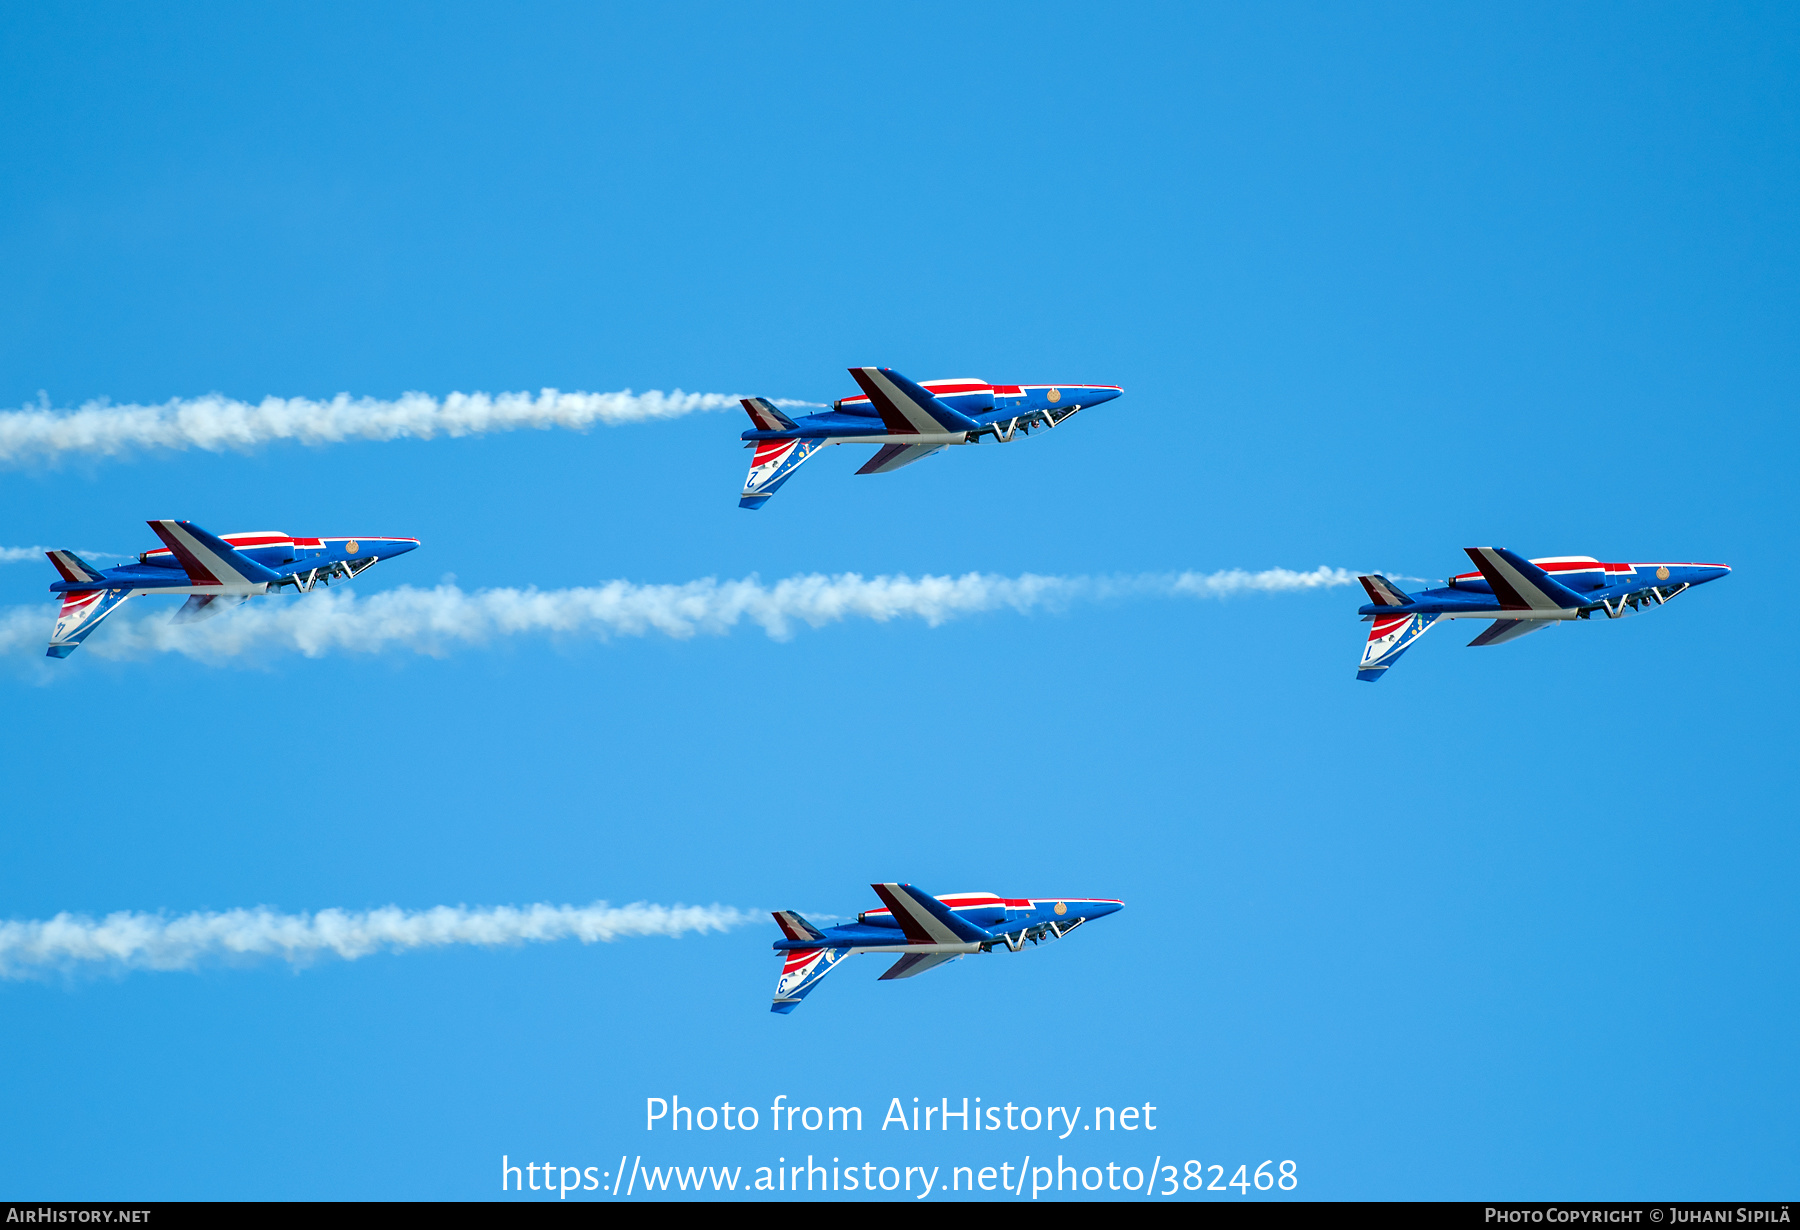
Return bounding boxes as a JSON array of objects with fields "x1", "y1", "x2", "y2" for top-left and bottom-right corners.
[{"x1": 0, "y1": 2, "x2": 1794, "y2": 1201}]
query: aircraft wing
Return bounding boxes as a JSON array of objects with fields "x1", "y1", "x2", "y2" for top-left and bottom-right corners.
[
  {"x1": 847, "y1": 368, "x2": 981, "y2": 436},
  {"x1": 172, "y1": 594, "x2": 250, "y2": 624},
  {"x1": 1463, "y1": 547, "x2": 1587, "y2": 610},
  {"x1": 147, "y1": 521, "x2": 282, "y2": 588},
  {"x1": 878, "y1": 952, "x2": 961, "y2": 981},
  {"x1": 870, "y1": 884, "x2": 992, "y2": 945},
  {"x1": 1467, "y1": 618, "x2": 1553, "y2": 648},
  {"x1": 855, "y1": 443, "x2": 946, "y2": 475}
]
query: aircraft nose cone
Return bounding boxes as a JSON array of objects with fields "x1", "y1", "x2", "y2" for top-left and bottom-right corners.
[
  {"x1": 1089, "y1": 386, "x2": 1123, "y2": 406},
  {"x1": 386, "y1": 538, "x2": 420, "y2": 556},
  {"x1": 1092, "y1": 900, "x2": 1124, "y2": 918}
]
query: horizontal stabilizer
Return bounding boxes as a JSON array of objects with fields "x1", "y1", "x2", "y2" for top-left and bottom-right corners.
[
  {"x1": 848, "y1": 368, "x2": 981, "y2": 436},
  {"x1": 1463, "y1": 547, "x2": 1587, "y2": 611},
  {"x1": 741, "y1": 397, "x2": 798, "y2": 432},
  {"x1": 878, "y1": 952, "x2": 961, "y2": 981},
  {"x1": 46, "y1": 550, "x2": 107, "y2": 586},
  {"x1": 855, "y1": 443, "x2": 946, "y2": 475},
  {"x1": 870, "y1": 883, "x2": 992, "y2": 945},
  {"x1": 1357, "y1": 612, "x2": 1440, "y2": 682},
  {"x1": 771, "y1": 910, "x2": 825, "y2": 943},
  {"x1": 1467, "y1": 618, "x2": 1553, "y2": 648},
  {"x1": 147, "y1": 520, "x2": 282, "y2": 588},
  {"x1": 1358, "y1": 574, "x2": 1412, "y2": 607}
]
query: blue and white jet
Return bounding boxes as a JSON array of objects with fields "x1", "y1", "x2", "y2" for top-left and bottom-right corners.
[
  {"x1": 43, "y1": 520, "x2": 420, "y2": 658},
  {"x1": 1355, "y1": 547, "x2": 1731, "y2": 681},
  {"x1": 769, "y1": 884, "x2": 1123, "y2": 1013},
  {"x1": 737, "y1": 367, "x2": 1124, "y2": 508}
]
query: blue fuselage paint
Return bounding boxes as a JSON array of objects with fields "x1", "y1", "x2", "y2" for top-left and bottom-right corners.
[
  {"x1": 773, "y1": 898, "x2": 1124, "y2": 952},
  {"x1": 1356, "y1": 563, "x2": 1730, "y2": 619},
  {"x1": 741, "y1": 383, "x2": 1124, "y2": 443},
  {"x1": 50, "y1": 536, "x2": 421, "y2": 593}
]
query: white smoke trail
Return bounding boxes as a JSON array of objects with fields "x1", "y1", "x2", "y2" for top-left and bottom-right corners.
[
  {"x1": 0, "y1": 566, "x2": 1358, "y2": 662},
  {"x1": 0, "y1": 900, "x2": 758, "y2": 978},
  {"x1": 0, "y1": 388, "x2": 816, "y2": 465},
  {"x1": 0, "y1": 546, "x2": 123, "y2": 564}
]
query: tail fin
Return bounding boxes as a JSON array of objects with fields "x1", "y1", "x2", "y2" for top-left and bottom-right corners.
[
  {"x1": 1357, "y1": 612, "x2": 1440, "y2": 682},
  {"x1": 1358, "y1": 574, "x2": 1413, "y2": 607},
  {"x1": 740, "y1": 438, "x2": 824, "y2": 510},
  {"x1": 770, "y1": 910, "x2": 844, "y2": 1013},
  {"x1": 47, "y1": 588, "x2": 137, "y2": 658},
  {"x1": 772, "y1": 944, "x2": 847, "y2": 1014},
  {"x1": 46, "y1": 550, "x2": 107, "y2": 586},
  {"x1": 741, "y1": 397, "x2": 798, "y2": 432}
]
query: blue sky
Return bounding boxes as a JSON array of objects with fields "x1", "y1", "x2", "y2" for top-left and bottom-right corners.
[{"x1": 0, "y1": 2, "x2": 1794, "y2": 1201}]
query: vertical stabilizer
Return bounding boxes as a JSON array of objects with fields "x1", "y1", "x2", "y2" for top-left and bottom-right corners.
[
  {"x1": 1357, "y1": 612, "x2": 1440, "y2": 682},
  {"x1": 48, "y1": 588, "x2": 137, "y2": 659},
  {"x1": 741, "y1": 438, "x2": 824, "y2": 509},
  {"x1": 771, "y1": 945, "x2": 846, "y2": 1014}
]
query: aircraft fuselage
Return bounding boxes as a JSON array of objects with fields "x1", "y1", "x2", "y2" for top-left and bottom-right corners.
[{"x1": 1357, "y1": 558, "x2": 1730, "y2": 621}]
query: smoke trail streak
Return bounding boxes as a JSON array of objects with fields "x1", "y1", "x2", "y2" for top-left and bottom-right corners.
[
  {"x1": 0, "y1": 388, "x2": 816, "y2": 465},
  {"x1": 0, "y1": 901, "x2": 758, "y2": 978},
  {"x1": 0, "y1": 546, "x2": 123, "y2": 564},
  {"x1": 0, "y1": 566, "x2": 1358, "y2": 662}
]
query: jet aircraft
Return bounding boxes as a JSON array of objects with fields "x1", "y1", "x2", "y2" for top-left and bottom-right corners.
[
  {"x1": 1355, "y1": 547, "x2": 1730, "y2": 681},
  {"x1": 769, "y1": 883, "x2": 1123, "y2": 1013},
  {"x1": 737, "y1": 367, "x2": 1123, "y2": 508},
  {"x1": 44, "y1": 520, "x2": 420, "y2": 658}
]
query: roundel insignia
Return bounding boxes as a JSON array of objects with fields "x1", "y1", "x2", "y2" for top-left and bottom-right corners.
[
  {"x1": 1656, "y1": 566, "x2": 1670, "y2": 580},
  {"x1": 1046, "y1": 387, "x2": 1061, "y2": 403},
  {"x1": 1054, "y1": 901, "x2": 1067, "y2": 916},
  {"x1": 346, "y1": 541, "x2": 360, "y2": 555}
]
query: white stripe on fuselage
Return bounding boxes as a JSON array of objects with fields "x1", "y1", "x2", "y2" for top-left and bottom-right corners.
[
  {"x1": 105, "y1": 583, "x2": 269, "y2": 599},
  {"x1": 1437, "y1": 608, "x2": 1578, "y2": 621},
  {"x1": 810, "y1": 432, "x2": 969, "y2": 447}
]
